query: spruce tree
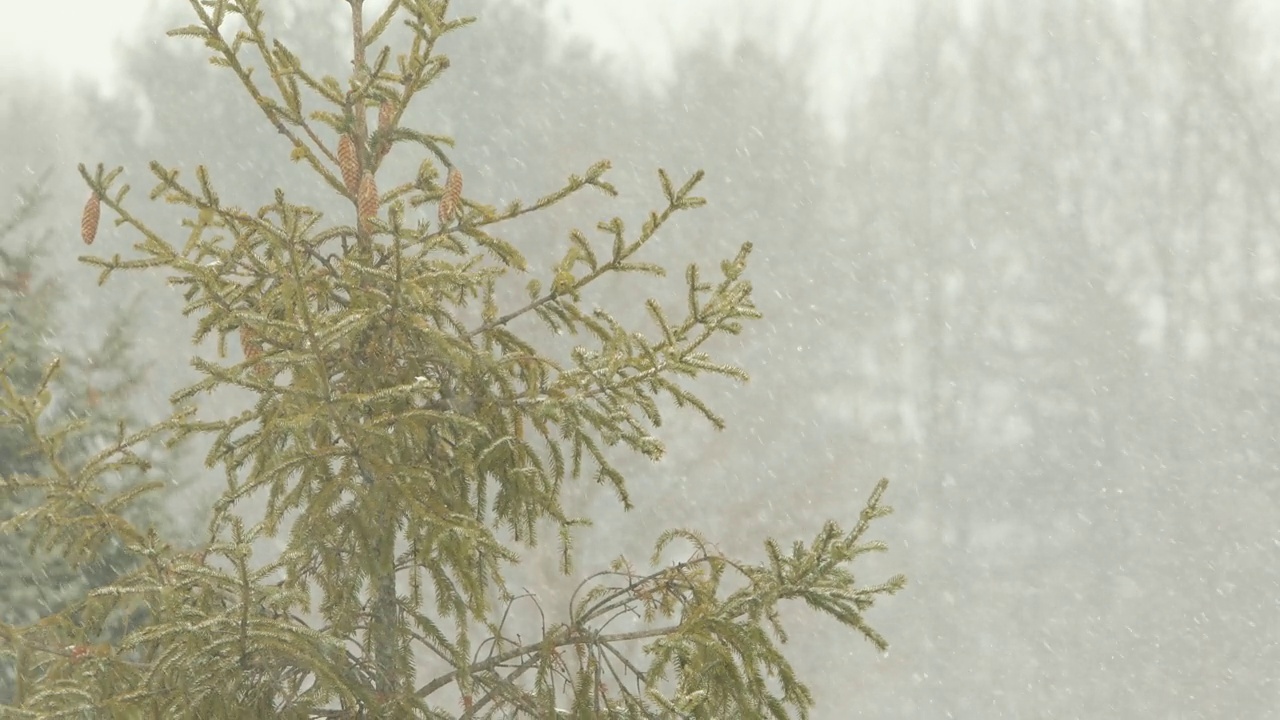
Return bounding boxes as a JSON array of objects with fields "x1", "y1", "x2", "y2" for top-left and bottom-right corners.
[
  {"x1": 0, "y1": 183, "x2": 156, "y2": 705},
  {"x1": 1, "y1": 1, "x2": 905, "y2": 717}
]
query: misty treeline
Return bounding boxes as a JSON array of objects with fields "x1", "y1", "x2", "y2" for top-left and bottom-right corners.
[{"x1": 1, "y1": 0, "x2": 1274, "y2": 716}]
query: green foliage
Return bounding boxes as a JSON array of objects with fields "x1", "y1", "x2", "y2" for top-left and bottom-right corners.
[
  {"x1": 1, "y1": 1, "x2": 904, "y2": 717},
  {"x1": 0, "y1": 184, "x2": 155, "y2": 705}
]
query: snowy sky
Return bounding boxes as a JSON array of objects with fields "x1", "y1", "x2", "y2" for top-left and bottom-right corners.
[
  {"x1": 0, "y1": 0, "x2": 152, "y2": 86},
  {"x1": 0, "y1": 0, "x2": 910, "y2": 140}
]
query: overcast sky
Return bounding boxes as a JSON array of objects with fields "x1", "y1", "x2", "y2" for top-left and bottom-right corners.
[
  {"x1": 1, "y1": 0, "x2": 910, "y2": 142},
  {"x1": 1, "y1": 0, "x2": 151, "y2": 87}
]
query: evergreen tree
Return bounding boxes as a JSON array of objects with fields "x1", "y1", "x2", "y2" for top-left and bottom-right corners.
[
  {"x1": 0, "y1": 182, "x2": 157, "y2": 705},
  {"x1": 1, "y1": 1, "x2": 904, "y2": 717}
]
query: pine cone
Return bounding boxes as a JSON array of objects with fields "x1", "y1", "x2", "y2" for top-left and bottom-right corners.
[
  {"x1": 81, "y1": 192, "x2": 101, "y2": 244},
  {"x1": 438, "y1": 167, "x2": 462, "y2": 225},
  {"x1": 337, "y1": 133, "x2": 361, "y2": 196},
  {"x1": 357, "y1": 171, "x2": 379, "y2": 228},
  {"x1": 376, "y1": 100, "x2": 395, "y2": 160},
  {"x1": 240, "y1": 326, "x2": 263, "y2": 366},
  {"x1": 378, "y1": 100, "x2": 395, "y2": 134}
]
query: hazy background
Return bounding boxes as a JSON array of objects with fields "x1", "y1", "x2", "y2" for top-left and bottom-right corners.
[{"x1": 3, "y1": 0, "x2": 1278, "y2": 716}]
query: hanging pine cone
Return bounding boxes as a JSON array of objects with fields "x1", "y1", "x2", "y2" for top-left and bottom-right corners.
[
  {"x1": 81, "y1": 192, "x2": 101, "y2": 244},
  {"x1": 376, "y1": 100, "x2": 395, "y2": 161},
  {"x1": 240, "y1": 326, "x2": 264, "y2": 366},
  {"x1": 337, "y1": 133, "x2": 361, "y2": 196},
  {"x1": 357, "y1": 171, "x2": 379, "y2": 228},
  {"x1": 378, "y1": 100, "x2": 394, "y2": 132},
  {"x1": 438, "y1": 167, "x2": 462, "y2": 225}
]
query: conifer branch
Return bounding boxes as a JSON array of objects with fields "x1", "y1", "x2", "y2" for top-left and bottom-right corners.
[
  {"x1": 411, "y1": 481, "x2": 901, "y2": 712},
  {"x1": 466, "y1": 170, "x2": 697, "y2": 338}
]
